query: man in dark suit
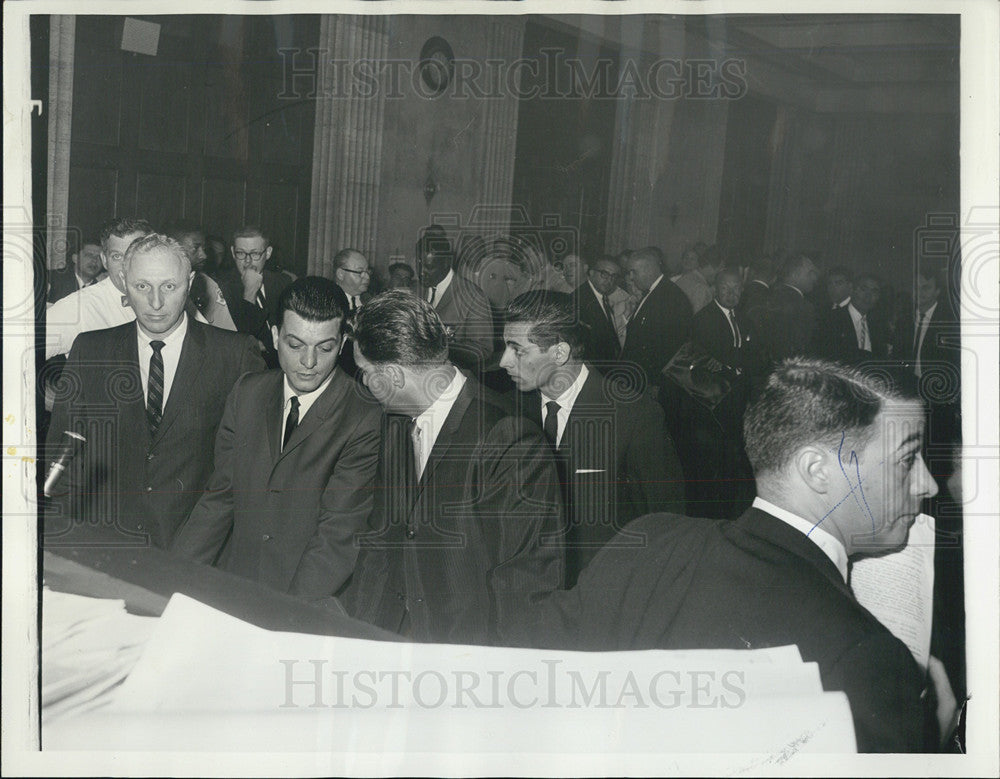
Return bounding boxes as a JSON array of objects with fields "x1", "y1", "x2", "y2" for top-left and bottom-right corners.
[
  {"x1": 527, "y1": 358, "x2": 957, "y2": 752},
  {"x1": 738, "y1": 256, "x2": 776, "y2": 317},
  {"x1": 814, "y1": 274, "x2": 888, "y2": 365},
  {"x1": 343, "y1": 291, "x2": 564, "y2": 646},
  {"x1": 44, "y1": 234, "x2": 265, "y2": 549},
  {"x1": 750, "y1": 252, "x2": 820, "y2": 365},
  {"x1": 573, "y1": 256, "x2": 623, "y2": 365},
  {"x1": 331, "y1": 248, "x2": 372, "y2": 379},
  {"x1": 172, "y1": 277, "x2": 381, "y2": 607},
  {"x1": 47, "y1": 239, "x2": 105, "y2": 303},
  {"x1": 417, "y1": 225, "x2": 495, "y2": 373},
  {"x1": 620, "y1": 246, "x2": 693, "y2": 391},
  {"x1": 500, "y1": 291, "x2": 685, "y2": 585},
  {"x1": 217, "y1": 225, "x2": 295, "y2": 367}
]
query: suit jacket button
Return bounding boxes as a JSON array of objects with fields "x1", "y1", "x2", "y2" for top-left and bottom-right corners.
[
  {"x1": 146, "y1": 452, "x2": 154, "y2": 461},
  {"x1": 145, "y1": 486, "x2": 153, "y2": 492},
  {"x1": 262, "y1": 534, "x2": 271, "y2": 541},
  {"x1": 406, "y1": 528, "x2": 415, "y2": 539},
  {"x1": 136, "y1": 523, "x2": 143, "y2": 531}
]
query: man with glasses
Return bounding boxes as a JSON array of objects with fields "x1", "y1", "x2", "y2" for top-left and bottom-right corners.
[
  {"x1": 332, "y1": 248, "x2": 372, "y2": 314},
  {"x1": 574, "y1": 256, "x2": 627, "y2": 364},
  {"x1": 220, "y1": 225, "x2": 294, "y2": 367}
]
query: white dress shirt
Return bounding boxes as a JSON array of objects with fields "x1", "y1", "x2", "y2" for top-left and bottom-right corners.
[
  {"x1": 714, "y1": 300, "x2": 742, "y2": 348},
  {"x1": 632, "y1": 274, "x2": 664, "y2": 319},
  {"x1": 281, "y1": 371, "x2": 334, "y2": 444},
  {"x1": 913, "y1": 301, "x2": 938, "y2": 377},
  {"x1": 847, "y1": 303, "x2": 871, "y2": 351},
  {"x1": 412, "y1": 368, "x2": 467, "y2": 479},
  {"x1": 540, "y1": 363, "x2": 589, "y2": 448},
  {"x1": 426, "y1": 268, "x2": 455, "y2": 308},
  {"x1": 46, "y1": 276, "x2": 137, "y2": 359},
  {"x1": 752, "y1": 497, "x2": 849, "y2": 583},
  {"x1": 137, "y1": 314, "x2": 188, "y2": 408}
]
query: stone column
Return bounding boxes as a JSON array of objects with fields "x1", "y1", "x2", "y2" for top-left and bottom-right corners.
[
  {"x1": 307, "y1": 15, "x2": 389, "y2": 277},
  {"x1": 474, "y1": 18, "x2": 525, "y2": 237},
  {"x1": 47, "y1": 15, "x2": 75, "y2": 270}
]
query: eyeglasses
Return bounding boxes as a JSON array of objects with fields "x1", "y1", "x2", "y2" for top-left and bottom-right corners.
[
  {"x1": 591, "y1": 269, "x2": 619, "y2": 280},
  {"x1": 341, "y1": 267, "x2": 371, "y2": 277},
  {"x1": 234, "y1": 249, "x2": 268, "y2": 261}
]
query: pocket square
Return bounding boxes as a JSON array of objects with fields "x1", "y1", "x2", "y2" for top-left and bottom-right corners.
[{"x1": 575, "y1": 468, "x2": 607, "y2": 474}]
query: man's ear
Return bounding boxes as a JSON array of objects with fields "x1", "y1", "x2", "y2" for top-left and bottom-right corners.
[
  {"x1": 271, "y1": 325, "x2": 280, "y2": 351},
  {"x1": 386, "y1": 364, "x2": 406, "y2": 389},
  {"x1": 102, "y1": 251, "x2": 110, "y2": 272},
  {"x1": 793, "y1": 445, "x2": 834, "y2": 495},
  {"x1": 264, "y1": 246, "x2": 273, "y2": 263},
  {"x1": 553, "y1": 341, "x2": 572, "y2": 367},
  {"x1": 187, "y1": 271, "x2": 196, "y2": 290}
]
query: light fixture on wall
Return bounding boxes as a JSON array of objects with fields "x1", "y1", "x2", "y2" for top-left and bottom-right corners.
[
  {"x1": 418, "y1": 37, "x2": 455, "y2": 96},
  {"x1": 423, "y1": 171, "x2": 439, "y2": 206}
]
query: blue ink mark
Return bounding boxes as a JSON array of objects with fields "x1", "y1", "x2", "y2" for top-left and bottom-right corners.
[{"x1": 810, "y1": 431, "x2": 875, "y2": 537}]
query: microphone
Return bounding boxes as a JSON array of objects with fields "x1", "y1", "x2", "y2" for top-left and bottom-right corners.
[{"x1": 43, "y1": 431, "x2": 86, "y2": 498}]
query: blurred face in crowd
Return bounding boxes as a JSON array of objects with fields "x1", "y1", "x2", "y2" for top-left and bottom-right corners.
[
  {"x1": 124, "y1": 245, "x2": 194, "y2": 338},
  {"x1": 76, "y1": 243, "x2": 104, "y2": 281},
  {"x1": 335, "y1": 252, "x2": 371, "y2": 298},
  {"x1": 826, "y1": 273, "x2": 852, "y2": 305},
  {"x1": 272, "y1": 311, "x2": 343, "y2": 394},
  {"x1": 419, "y1": 247, "x2": 452, "y2": 288},
  {"x1": 104, "y1": 230, "x2": 147, "y2": 293},
  {"x1": 587, "y1": 259, "x2": 620, "y2": 297},
  {"x1": 836, "y1": 400, "x2": 938, "y2": 554},
  {"x1": 715, "y1": 270, "x2": 743, "y2": 310},
  {"x1": 500, "y1": 322, "x2": 568, "y2": 396},
  {"x1": 559, "y1": 254, "x2": 584, "y2": 289},
  {"x1": 851, "y1": 277, "x2": 881, "y2": 314},
  {"x1": 476, "y1": 256, "x2": 522, "y2": 309},
  {"x1": 916, "y1": 273, "x2": 941, "y2": 312},
  {"x1": 232, "y1": 235, "x2": 272, "y2": 274},
  {"x1": 177, "y1": 231, "x2": 208, "y2": 271},
  {"x1": 624, "y1": 256, "x2": 661, "y2": 296}
]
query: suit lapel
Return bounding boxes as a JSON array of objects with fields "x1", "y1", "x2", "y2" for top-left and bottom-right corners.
[
  {"x1": 116, "y1": 324, "x2": 152, "y2": 448},
  {"x1": 417, "y1": 379, "x2": 474, "y2": 493},
  {"x1": 275, "y1": 370, "x2": 348, "y2": 466},
  {"x1": 152, "y1": 320, "x2": 206, "y2": 445}
]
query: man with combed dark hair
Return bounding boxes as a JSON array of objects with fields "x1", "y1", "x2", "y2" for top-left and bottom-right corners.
[
  {"x1": 527, "y1": 357, "x2": 957, "y2": 752},
  {"x1": 44, "y1": 234, "x2": 264, "y2": 548},
  {"x1": 500, "y1": 290, "x2": 685, "y2": 585},
  {"x1": 342, "y1": 290, "x2": 564, "y2": 646},
  {"x1": 751, "y1": 252, "x2": 820, "y2": 364},
  {"x1": 173, "y1": 277, "x2": 380, "y2": 607},
  {"x1": 45, "y1": 216, "x2": 155, "y2": 359}
]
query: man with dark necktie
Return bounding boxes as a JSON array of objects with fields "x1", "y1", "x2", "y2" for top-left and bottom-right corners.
[
  {"x1": 500, "y1": 291, "x2": 685, "y2": 585},
  {"x1": 573, "y1": 256, "x2": 625, "y2": 365},
  {"x1": 343, "y1": 291, "x2": 564, "y2": 645},
  {"x1": 173, "y1": 277, "x2": 381, "y2": 608},
  {"x1": 332, "y1": 248, "x2": 372, "y2": 377},
  {"x1": 44, "y1": 234, "x2": 264, "y2": 548}
]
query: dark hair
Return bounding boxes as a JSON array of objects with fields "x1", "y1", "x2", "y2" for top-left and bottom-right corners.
[
  {"x1": 333, "y1": 248, "x2": 366, "y2": 270},
  {"x1": 388, "y1": 262, "x2": 415, "y2": 277},
  {"x1": 826, "y1": 265, "x2": 853, "y2": 283},
  {"x1": 744, "y1": 357, "x2": 920, "y2": 475},
  {"x1": 163, "y1": 220, "x2": 204, "y2": 243},
  {"x1": 232, "y1": 224, "x2": 269, "y2": 245},
  {"x1": 275, "y1": 276, "x2": 346, "y2": 328},
  {"x1": 779, "y1": 253, "x2": 814, "y2": 282},
  {"x1": 416, "y1": 224, "x2": 453, "y2": 264},
  {"x1": 504, "y1": 290, "x2": 585, "y2": 359},
  {"x1": 99, "y1": 217, "x2": 155, "y2": 250},
  {"x1": 352, "y1": 290, "x2": 448, "y2": 368}
]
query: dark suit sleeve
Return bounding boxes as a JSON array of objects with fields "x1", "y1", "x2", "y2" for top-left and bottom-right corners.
[
  {"x1": 822, "y1": 631, "x2": 926, "y2": 752},
  {"x1": 170, "y1": 375, "x2": 244, "y2": 563},
  {"x1": 288, "y1": 408, "x2": 381, "y2": 602},
  {"x1": 627, "y1": 400, "x2": 686, "y2": 516},
  {"x1": 236, "y1": 332, "x2": 267, "y2": 375},
  {"x1": 450, "y1": 281, "x2": 495, "y2": 369},
  {"x1": 484, "y1": 418, "x2": 565, "y2": 646}
]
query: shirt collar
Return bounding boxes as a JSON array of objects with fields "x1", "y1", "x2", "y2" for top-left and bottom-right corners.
[
  {"x1": 752, "y1": 496, "x2": 849, "y2": 583},
  {"x1": 713, "y1": 299, "x2": 734, "y2": 316},
  {"x1": 414, "y1": 366, "x2": 466, "y2": 436},
  {"x1": 430, "y1": 268, "x2": 455, "y2": 301},
  {"x1": 283, "y1": 370, "x2": 336, "y2": 420},
  {"x1": 137, "y1": 312, "x2": 188, "y2": 348},
  {"x1": 587, "y1": 279, "x2": 605, "y2": 300},
  {"x1": 847, "y1": 302, "x2": 866, "y2": 322},
  {"x1": 918, "y1": 301, "x2": 938, "y2": 321},
  {"x1": 783, "y1": 283, "x2": 804, "y2": 297},
  {"x1": 541, "y1": 363, "x2": 588, "y2": 409}
]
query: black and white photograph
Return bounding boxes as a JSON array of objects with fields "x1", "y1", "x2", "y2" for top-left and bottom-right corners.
[{"x1": 2, "y1": 0, "x2": 998, "y2": 775}]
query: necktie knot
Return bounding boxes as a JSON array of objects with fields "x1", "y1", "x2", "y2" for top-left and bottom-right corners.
[
  {"x1": 150, "y1": 340, "x2": 165, "y2": 353},
  {"x1": 427, "y1": 286, "x2": 437, "y2": 305},
  {"x1": 543, "y1": 400, "x2": 561, "y2": 448}
]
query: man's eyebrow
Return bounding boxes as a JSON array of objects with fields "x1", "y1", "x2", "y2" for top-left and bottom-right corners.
[{"x1": 896, "y1": 432, "x2": 923, "y2": 450}]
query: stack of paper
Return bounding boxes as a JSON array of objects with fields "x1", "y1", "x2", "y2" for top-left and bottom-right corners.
[
  {"x1": 44, "y1": 593, "x2": 857, "y2": 754},
  {"x1": 41, "y1": 587, "x2": 158, "y2": 723}
]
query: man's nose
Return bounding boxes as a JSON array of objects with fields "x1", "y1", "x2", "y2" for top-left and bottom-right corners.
[
  {"x1": 301, "y1": 348, "x2": 318, "y2": 369},
  {"x1": 913, "y1": 455, "x2": 940, "y2": 500},
  {"x1": 498, "y1": 347, "x2": 514, "y2": 370}
]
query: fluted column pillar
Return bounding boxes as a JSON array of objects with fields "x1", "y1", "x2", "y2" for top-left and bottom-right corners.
[
  {"x1": 475, "y1": 18, "x2": 525, "y2": 236},
  {"x1": 308, "y1": 15, "x2": 389, "y2": 276},
  {"x1": 47, "y1": 15, "x2": 75, "y2": 270}
]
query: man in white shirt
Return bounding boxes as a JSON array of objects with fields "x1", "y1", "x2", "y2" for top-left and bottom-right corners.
[
  {"x1": 44, "y1": 217, "x2": 154, "y2": 360},
  {"x1": 531, "y1": 357, "x2": 957, "y2": 752},
  {"x1": 47, "y1": 240, "x2": 106, "y2": 303},
  {"x1": 333, "y1": 248, "x2": 371, "y2": 313},
  {"x1": 344, "y1": 290, "x2": 564, "y2": 646}
]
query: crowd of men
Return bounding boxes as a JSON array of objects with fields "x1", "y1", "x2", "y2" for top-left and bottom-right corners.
[{"x1": 41, "y1": 218, "x2": 963, "y2": 752}]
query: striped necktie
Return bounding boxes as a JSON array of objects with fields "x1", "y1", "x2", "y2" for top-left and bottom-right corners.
[{"x1": 146, "y1": 340, "x2": 166, "y2": 434}]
